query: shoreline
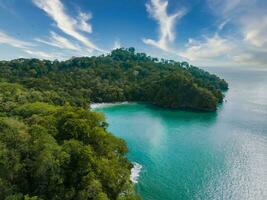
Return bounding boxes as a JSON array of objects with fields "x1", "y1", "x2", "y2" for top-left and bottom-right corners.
[
  {"x1": 91, "y1": 102, "x2": 143, "y2": 184},
  {"x1": 90, "y1": 101, "x2": 219, "y2": 112},
  {"x1": 90, "y1": 101, "x2": 136, "y2": 109}
]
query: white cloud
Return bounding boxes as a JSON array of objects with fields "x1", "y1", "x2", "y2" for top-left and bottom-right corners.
[
  {"x1": 218, "y1": 19, "x2": 230, "y2": 31},
  {"x1": 24, "y1": 49, "x2": 61, "y2": 60},
  {"x1": 35, "y1": 31, "x2": 81, "y2": 51},
  {"x1": 32, "y1": 0, "x2": 103, "y2": 52},
  {"x1": 0, "y1": 31, "x2": 34, "y2": 49},
  {"x1": 112, "y1": 39, "x2": 121, "y2": 50},
  {"x1": 233, "y1": 50, "x2": 267, "y2": 66},
  {"x1": 77, "y1": 12, "x2": 92, "y2": 33},
  {"x1": 142, "y1": 0, "x2": 267, "y2": 67},
  {"x1": 180, "y1": 30, "x2": 267, "y2": 66},
  {"x1": 242, "y1": 14, "x2": 267, "y2": 51},
  {"x1": 190, "y1": 0, "x2": 267, "y2": 66},
  {"x1": 180, "y1": 34, "x2": 233, "y2": 61},
  {"x1": 143, "y1": 0, "x2": 186, "y2": 51},
  {"x1": 207, "y1": 0, "x2": 256, "y2": 17},
  {"x1": 0, "y1": 30, "x2": 65, "y2": 60}
]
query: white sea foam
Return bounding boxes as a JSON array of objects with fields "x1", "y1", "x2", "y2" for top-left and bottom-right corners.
[
  {"x1": 90, "y1": 102, "x2": 131, "y2": 109},
  {"x1": 130, "y1": 162, "x2": 142, "y2": 184}
]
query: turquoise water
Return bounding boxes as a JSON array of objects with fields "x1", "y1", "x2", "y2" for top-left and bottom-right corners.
[{"x1": 95, "y1": 67, "x2": 267, "y2": 200}]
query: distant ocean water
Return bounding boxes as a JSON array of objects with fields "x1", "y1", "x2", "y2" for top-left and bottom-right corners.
[{"x1": 95, "y1": 67, "x2": 267, "y2": 200}]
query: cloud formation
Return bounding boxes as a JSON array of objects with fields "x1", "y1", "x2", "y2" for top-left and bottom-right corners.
[
  {"x1": 35, "y1": 32, "x2": 81, "y2": 51},
  {"x1": 77, "y1": 12, "x2": 93, "y2": 33},
  {"x1": 242, "y1": 14, "x2": 267, "y2": 51},
  {"x1": 32, "y1": 0, "x2": 103, "y2": 52},
  {"x1": 143, "y1": 0, "x2": 186, "y2": 52},
  {"x1": 0, "y1": 0, "x2": 109, "y2": 60},
  {"x1": 207, "y1": 0, "x2": 267, "y2": 66},
  {"x1": 0, "y1": 31, "x2": 34, "y2": 49},
  {"x1": 1, "y1": 0, "x2": 266, "y2": 65},
  {"x1": 113, "y1": 40, "x2": 121, "y2": 50},
  {"x1": 0, "y1": 30, "x2": 60, "y2": 60},
  {"x1": 180, "y1": 34, "x2": 233, "y2": 61},
  {"x1": 24, "y1": 49, "x2": 60, "y2": 60},
  {"x1": 141, "y1": 0, "x2": 267, "y2": 66}
]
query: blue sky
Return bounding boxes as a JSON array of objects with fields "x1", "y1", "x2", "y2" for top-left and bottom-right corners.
[{"x1": 0, "y1": 0, "x2": 267, "y2": 67}]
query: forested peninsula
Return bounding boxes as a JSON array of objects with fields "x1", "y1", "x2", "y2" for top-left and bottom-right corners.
[
  {"x1": 0, "y1": 48, "x2": 228, "y2": 111},
  {"x1": 0, "y1": 48, "x2": 228, "y2": 200}
]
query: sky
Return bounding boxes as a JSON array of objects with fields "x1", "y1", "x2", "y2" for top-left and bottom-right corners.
[{"x1": 0, "y1": 0, "x2": 267, "y2": 67}]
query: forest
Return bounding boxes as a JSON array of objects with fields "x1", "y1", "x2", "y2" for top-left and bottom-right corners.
[
  {"x1": 0, "y1": 48, "x2": 228, "y2": 200},
  {"x1": 0, "y1": 48, "x2": 228, "y2": 111},
  {"x1": 0, "y1": 82, "x2": 139, "y2": 200}
]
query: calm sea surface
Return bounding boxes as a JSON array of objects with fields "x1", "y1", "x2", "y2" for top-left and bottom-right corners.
[{"x1": 95, "y1": 67, "x2": 267, "y2": 200}]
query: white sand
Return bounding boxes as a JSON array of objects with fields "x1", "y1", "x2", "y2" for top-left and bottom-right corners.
[{"x1": 90, "y1": 102, "x2": 133, "y2": 109}]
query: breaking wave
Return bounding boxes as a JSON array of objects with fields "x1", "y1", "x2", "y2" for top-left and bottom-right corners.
[{"x1": 130, "y1": 162, "x2": 142, "y2": 184}]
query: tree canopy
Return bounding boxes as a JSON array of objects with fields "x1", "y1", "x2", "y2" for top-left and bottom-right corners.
[
  {"x1": 0, "y1": 82, "x2": 139, "y2": 199},
  {"x1": 0, "y1": 48, "x2": 228, "y2": 111}
]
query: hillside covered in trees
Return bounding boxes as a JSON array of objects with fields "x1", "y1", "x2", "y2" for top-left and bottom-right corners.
[
  {"x1": 0, "y1": 48, "x2": 228, "y2": 111},
  {"x1": 0, "y1": 82, "x2": 139, "y2": 200},
  {"x1": 0, "y1": 48, "x2": 228, "y2": 199}
]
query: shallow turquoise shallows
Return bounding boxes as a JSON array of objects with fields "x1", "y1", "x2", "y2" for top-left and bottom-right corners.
[{"x1": 94, "y1": 67, "x2": 267, "y2": 200}]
